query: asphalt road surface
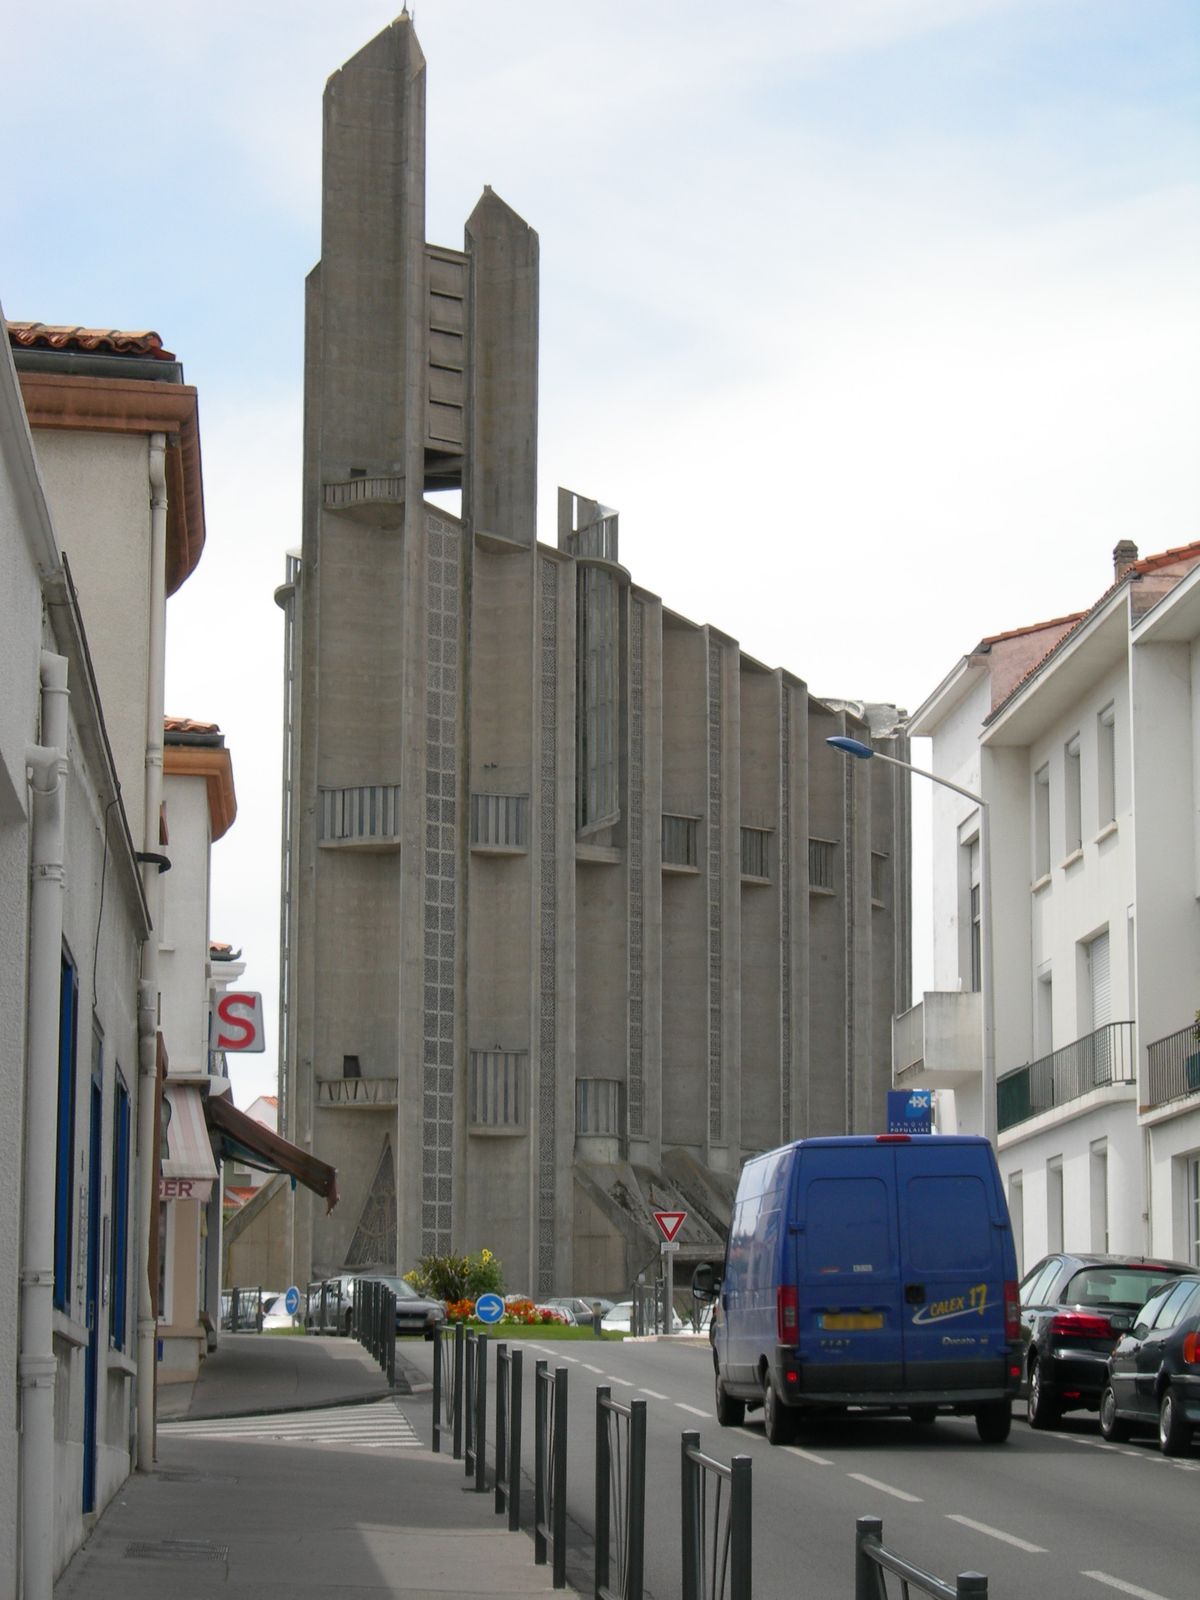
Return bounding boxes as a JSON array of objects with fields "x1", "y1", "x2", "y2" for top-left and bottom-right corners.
[{"x1": 400, "y1": 1334, "x2": 1197, "y2": 1600}]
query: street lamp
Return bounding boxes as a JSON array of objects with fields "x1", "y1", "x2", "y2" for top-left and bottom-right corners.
[{"x1": 826, "y1": 735, "x2": 996, "y2": 1147}]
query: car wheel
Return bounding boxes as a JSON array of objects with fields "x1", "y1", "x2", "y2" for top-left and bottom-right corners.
[
  {"x1": 1027, "y1": 1360, "x2": 1062, "y2": 1430},
  {"x1": 715, "y1": 1373, "x2": 745, "y2": 1428},
  {"x1": 1159, "y1": 1387, "x2": 1192, "y2": 1457},
  {"x1": 908, "y1": 1406, "x2": 937, "y2": 1426},
  {"x1": 762, "y1": 1371, "x2": 797, "y2": 1445},
  {"x1": 1099, "y1": 1386, "x2": 1132, "y2": 1443},
  {"x1": 975, "y1": 1400, "x2": 1012, "y2": 1444}
]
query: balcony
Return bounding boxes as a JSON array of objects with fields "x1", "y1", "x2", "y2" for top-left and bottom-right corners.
[
  {"x1": 316, "y1": 1076, "x2": 398, "y2": 1111},
  {"x1": 996, "y1": 1021, "x2": 1136, "y2": 1133},
  {"x1": 892, "y1": 992, "x2": 981, "y2": 1090},
  {"x1": 323, "y1": 476, "x2": 405, "y2": 523},
  {"x1": 1146, "y1": 1021, "x2": 1200, "y2": 1113}
]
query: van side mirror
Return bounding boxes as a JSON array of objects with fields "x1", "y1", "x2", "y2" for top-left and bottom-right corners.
[{"x1": 691, "y1": 1263, "x2": 719, "y2": 1302}]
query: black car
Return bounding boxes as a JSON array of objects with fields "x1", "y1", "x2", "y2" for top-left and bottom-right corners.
[
  {"x1": 344, "y1": 1275, "x2": 446, "y2": 1339},
  {"x1": 1100, "y1": 1273, "x2": 1200, "y2": 1455},
  {"x1": 1018, "y1": 1252, "x2": 1191, "y2": 1429}
]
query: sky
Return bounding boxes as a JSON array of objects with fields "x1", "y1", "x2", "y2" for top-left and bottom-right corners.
[{"x1": 4, "y1": 1, "x2": 1197, "y2": 1106}]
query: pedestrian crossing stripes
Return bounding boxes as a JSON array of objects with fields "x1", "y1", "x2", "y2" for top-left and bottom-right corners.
[{"x1": 159, "y1": 1399, "x2": 422, "y2": 1449}]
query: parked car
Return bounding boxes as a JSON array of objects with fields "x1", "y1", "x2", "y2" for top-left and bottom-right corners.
[
  {"x1": 695, "y1": 1134, "x2": 1021, "y2": 1445},
  {"x1": 1018, "y1": 1252, "x2": 1192, "y2": 1429},
  {"x1": 1100, "y1": 1273, "x2": 1200, "y2": 1455},
  {"x1": 601, "y1": 1300, "x2": 683, "y2": 1334},
  {"x1": 343, "y1": 1274, "x2": 447, "y2": 1339},
  {"x1": 545, "y1": 1296, "x2": 613, "y2": 1323},
  {"x1": 261, "y1": 1291, "x2": 300, "y2": 1331}
]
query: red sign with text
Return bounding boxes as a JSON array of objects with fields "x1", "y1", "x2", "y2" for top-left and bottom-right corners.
[
  {"x1": 210, "y1": 991, "x2": 265, "y2": 1053},
  {"x1": 653, "y1": 1210, "x2": 686, "y2": 1244}
]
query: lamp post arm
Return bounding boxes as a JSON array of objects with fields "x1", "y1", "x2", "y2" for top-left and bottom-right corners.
[{"x1": 850, "y1": 746, "x2": 987, "y2": 813}]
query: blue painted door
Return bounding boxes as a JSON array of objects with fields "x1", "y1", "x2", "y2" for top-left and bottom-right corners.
[{"x1": 82, "y1": 1077, "x2": 102, "y2": 1513}]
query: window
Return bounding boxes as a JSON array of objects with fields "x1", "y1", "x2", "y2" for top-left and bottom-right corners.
[
  {"x1": 1008, "y1": 1172, "x2": 1024, "y2": 1273},
  {"x1": 1089, "y1": 1139, "x2": 1109, "y2": 1253},
  {"x1": 577, "y1": 566, "x2": 619, "y2": 831},
  {"x1": 55, "y1": 955, "x2": 80, "y2": 1312},
  {"x1": 1188, "y1": 1157, "x2": 1200, "y2": 1267},
  {"x1": 662, "y1": 814, "x2": 699, "y2": 869},
  {"x1": 1047, "y1": 1158, "x2": 1064, "y2": 1253},
  {"x1": 870, "y1": 850, "x2": 888, "y2": 906},
  {"x1": 1036, "y1": 969, "x2": 1053, "y2": 1059},
  {"x1": 1064, "y1": 735, "x2": 1082, "y2": 855},
  {"x1": 1033, "y1": 764, "x2": 1050, "y2": 879},
  {"x1": 109, "y1": 1075, "x2": 131, "y2": 1349},
  {"x1": 808, "y1": 837, "x2": 836, "y2": 892},
  {"x1": 468, "y1": 1050, "x2": 526, "y2": 1131},
  {"x1": 575, "y1": 1078, "x2": 622, "y2": 1136},
  {"x1": 470, "y1": 792, "x2": 528, "y2": 849},
  {"x1": 1151, "y1": 1280, "x2": 1199, "y2": 1332},
  {"x1": 967, "y1": 839, "x2": 981, "y2": 993},
  {"x1": 740, "y1": 827, "x2": 770, "y2": 880},
  {"x1": 1085, "y1": 929, "x2": 1112, "y2": 1081},
  {"x1": 1097, "y1": 704, "x2": 1116, "y2": 828},
  {"x1": 1020, "y1": 1257, "x2": 1060, "y2": 1307}
]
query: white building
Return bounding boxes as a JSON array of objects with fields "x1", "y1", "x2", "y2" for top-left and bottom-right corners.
[{"x1": 899, "y1": 540, "x2": 1200, "y2": 1273}]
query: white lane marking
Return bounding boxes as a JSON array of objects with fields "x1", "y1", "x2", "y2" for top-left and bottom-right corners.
[
  {"x1": 560, "y1": 1355, "x2": 580, "y2": 1363},
  {"x1": 530, "y1": 1345, "x2": 555, "y2": 1356},
  {"x1": 784, "y1": 1444, "x2": 833, "y2": 1466},
  {"x1": 606, "y1": 1376, "x2": 635, "y2": 1387},
  {"x1": 676, "y1": 1403, "x2": 712, "y2": 1418},
  {"x1": 1083, "y1": 1572, "x2": 1176, "y2": 1600},
  {"x1": 847, "y1": 1473, "x2": 922, "y2": 1503},
  {"x1": 639, "y1": 1388, "x2": 669, "y2": 1400},
  {"x1": 583, "y1": 1364, "x2": 604, "y2": 1374},
  {"x1": 946, "y1": 1515, "x2": 1046, "y2": 1554}
]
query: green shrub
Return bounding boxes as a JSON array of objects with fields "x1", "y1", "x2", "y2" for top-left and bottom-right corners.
[{"x1": 409, "y1": 1248, "x2": 503, "y2": 1302}]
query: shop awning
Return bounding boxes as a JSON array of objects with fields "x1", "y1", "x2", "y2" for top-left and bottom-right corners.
[
  {"x1": 160, "y1": 1083, "x2": 219, "y2": 1202},
  {"x1": 204, "y1": 1093, "x2": 339, "y2": 1213}
]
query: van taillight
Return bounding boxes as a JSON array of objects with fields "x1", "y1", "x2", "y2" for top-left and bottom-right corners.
[
  {"x1": 1005, "y1": 1280, "x2": 1020, "y2": 1342},
  {"x1": 777, "y1": 1286, "x2": 799, "y2": 1345}
]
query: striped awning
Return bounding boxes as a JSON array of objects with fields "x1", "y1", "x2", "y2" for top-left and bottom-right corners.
[{"x1": 159, "y1": 1083, "x2": 219, "y2": 1202}]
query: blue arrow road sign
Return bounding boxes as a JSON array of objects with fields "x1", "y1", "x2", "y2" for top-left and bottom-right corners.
[
  {"x1": 475, "y1": 1292, "x2": 504, "y2": 1324},
  {"x1": 284, "y1": 1285, "x2": 300, "y2": 1316}
]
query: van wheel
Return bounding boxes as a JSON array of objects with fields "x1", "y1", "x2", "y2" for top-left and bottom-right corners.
[
  {"x1": 762, "y1": 1372, "x2": 797, "y2": 1445},
  {"x1": 1099, "y1": 1386, "x2": 1131, "y2": 1443},
  {"x1": 1027, "y1": 1361, "x2": 1061, "y2": 1430},
  {"x1": 1159, "y1": 1387, "x2": 1192, "y2": 1457},
  {"x1": 975, "y1": 1400, "x2": 1012, "y2": 1444},
  {"x1": 715, "y1": 1375, "x2": 745, "y2": 1428}
]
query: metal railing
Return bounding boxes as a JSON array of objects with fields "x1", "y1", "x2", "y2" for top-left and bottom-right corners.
[
  {"x1": 534, "y1": 1361, "x2": 568, "y2": 1589},
  {"x1": 494, "y1": 1343, "x2": 524, "y2": 1529},
  {"x1": 1147, "y1": 1021, "x2": 1200, "y2": 1111},
  {"x1": 305, "y1": 1278, "x2": 345, "y2": 1335},
  {"x1": 856, "y1": 1516, "x2": 986, "y2": 1599},
  {"x1": 996, "y1": 1021, "x2": 1135, "y2": 1132},
  {"x1": 432, "y1": 1321, "x2": 465, "y2": 1457},
  {"x1": 222, "y1": 1285, "x2": 266, "y2": 1332},
  {"x1": 351, "y1": 1279, "x2": 397, "y2": 1386},
  {"x1": 464, "y1": 1330, "x2": 489, "y2": 1493},
  {"x1": 680, "y1": 1433, "x2": 751, "y2": 1600},
  {"x1": 595, "y1": 1386, "x2": 646, "y2": 1600}
]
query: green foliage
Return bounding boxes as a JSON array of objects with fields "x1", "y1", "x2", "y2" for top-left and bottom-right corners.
[{"x1": 408, "y1": 1247, "x2": 503, "y2": 1302}]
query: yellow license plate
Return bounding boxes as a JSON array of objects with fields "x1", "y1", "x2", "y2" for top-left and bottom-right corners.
[{"x1": 821, "y1": 1312, "x2": 883, "y2": 1331}]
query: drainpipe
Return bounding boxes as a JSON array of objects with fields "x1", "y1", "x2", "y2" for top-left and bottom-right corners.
[
  {"x1": 135, "y1": 434, "x2": 168, "y2": 1469},
  {"x1": 20, "y1": 650, "x2": 69, "y2": 1600}
]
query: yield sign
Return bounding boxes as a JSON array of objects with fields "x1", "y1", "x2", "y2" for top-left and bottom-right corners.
[{"x1": 653, "y1": 1210, "x2": 686, "y2": 1244}]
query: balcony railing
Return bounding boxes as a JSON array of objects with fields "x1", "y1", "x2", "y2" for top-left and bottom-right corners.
[
  {"x1": 316, "y1": 1076, "x2": 398, "y2": 1110},
  {"x1": 997, "y1": 1021, "x2": 1135, "y2": 1133},
  {"x1": 1146, "y1": 1021, "x2": 1200, "y2": 1112}
]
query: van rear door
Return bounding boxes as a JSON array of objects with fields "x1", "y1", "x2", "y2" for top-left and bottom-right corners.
[
  {"x1": 896, "y1": 1143, "x2": 1010, "y2": 1391},
  {"x1": 792, "y1": 1144, "x2": 903, "y2": 1393}
]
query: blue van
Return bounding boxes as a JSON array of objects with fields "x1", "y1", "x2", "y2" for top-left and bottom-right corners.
[{"x1": 693, "y1": 1134, "x2": 1021, "y2": 1444}]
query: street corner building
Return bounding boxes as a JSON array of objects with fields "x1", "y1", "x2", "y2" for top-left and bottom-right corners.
[{"x1": 275, "y1": 15, "x2": 913, "y2": 1298}]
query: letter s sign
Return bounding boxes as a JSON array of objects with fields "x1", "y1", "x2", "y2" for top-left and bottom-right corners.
[{"x1": 210, "y1": 991, "x2": 265, "y2": 1052}]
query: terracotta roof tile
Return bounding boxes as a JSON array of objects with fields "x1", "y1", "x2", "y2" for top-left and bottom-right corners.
[
  {"x1": 7, "y1": 321, "x2": 176, "y2": 360},
  {"x1": 985, "y1": 539, "x2": 1200, "y2": 723},
  {"x1": 979, "y1": 614, "x2": 1086, "y2": 648},
  {"x1": 164, "y1": 716, "x2": 221, "y2": 735}
]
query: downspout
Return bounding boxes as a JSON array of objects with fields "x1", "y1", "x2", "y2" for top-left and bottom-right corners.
[
  {"x1": 135, "y1": 433, "x2": 168, "y2": 1469},
  {"x1": 20, "y1": 649, "x2": 69, "y2": 1600}
]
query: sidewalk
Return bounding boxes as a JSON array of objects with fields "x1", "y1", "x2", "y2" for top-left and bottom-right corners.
[{"x1": 55, "y1": 1333, "x2": 568, "y2": 1599}]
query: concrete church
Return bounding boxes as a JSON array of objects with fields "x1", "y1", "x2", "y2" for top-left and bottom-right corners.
[{"x1": 275, "y1": 14, "x2": 913, "y2": 1299}]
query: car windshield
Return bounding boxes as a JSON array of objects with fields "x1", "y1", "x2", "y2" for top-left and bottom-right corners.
[{"x1": 1064, "y1": 1266, "x2": 1184, "y2": 1309}]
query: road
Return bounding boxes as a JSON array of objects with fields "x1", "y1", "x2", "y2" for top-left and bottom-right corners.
[{"x1": 398, "y1": 1333, "x2": 1197, "y2": 1599}]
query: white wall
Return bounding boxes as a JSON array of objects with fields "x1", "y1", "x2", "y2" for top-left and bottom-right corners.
[{"x1": 159, "y1": 772, "x2": 213, "y2": 1076}]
